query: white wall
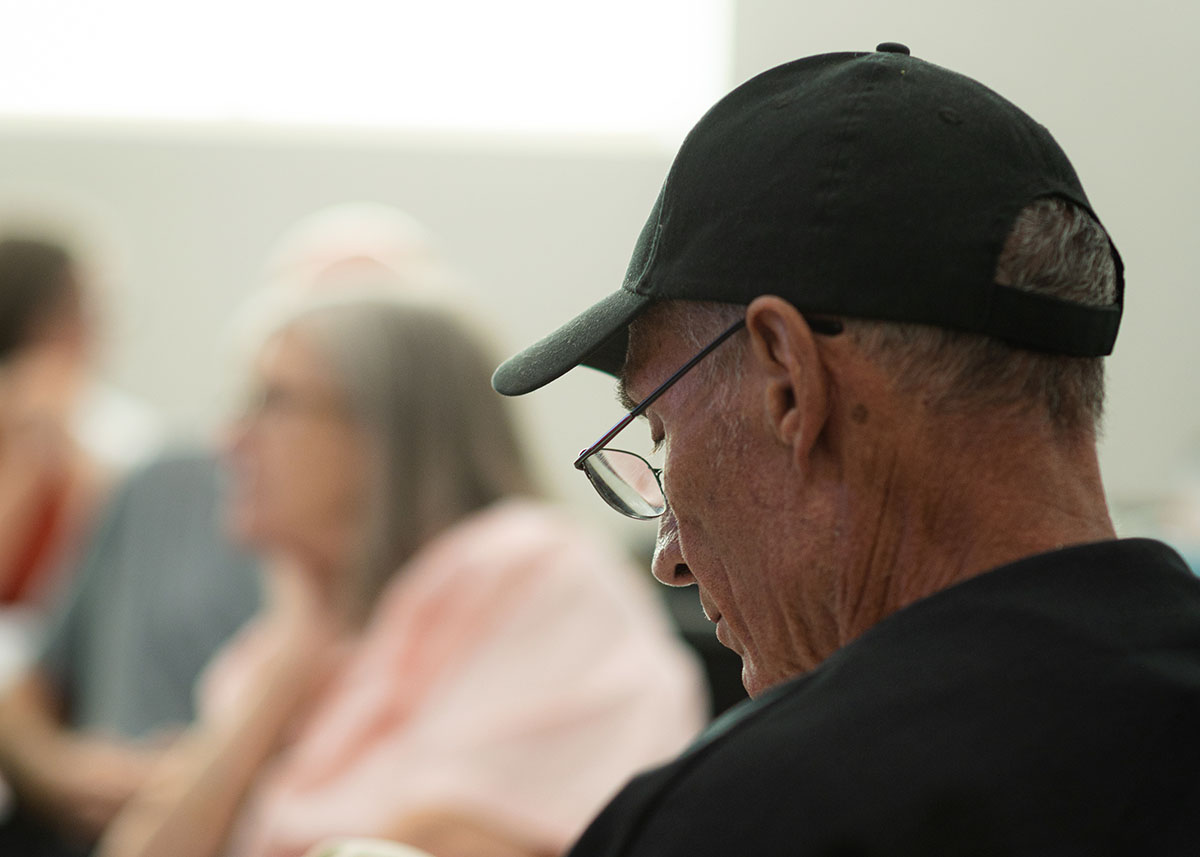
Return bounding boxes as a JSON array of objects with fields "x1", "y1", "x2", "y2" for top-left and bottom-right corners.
[{"x1": 1, "y1": 0, "x2": 1196, "y2": 540}]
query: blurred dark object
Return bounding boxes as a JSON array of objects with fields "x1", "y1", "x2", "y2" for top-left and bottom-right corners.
[
  {"x1": 0, "y1": 804, "x2": 88, "y2": 857},
  {"x1": 0, "y1": 238, "x2": 80, "y2": 365}
]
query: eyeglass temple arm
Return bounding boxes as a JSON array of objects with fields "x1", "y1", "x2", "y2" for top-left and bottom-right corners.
[
  {"x1": 573, "y1": 319, "x2": 747, "y2": 469},
  {"x1": 572, "y1": 314, "x2": 842, "y2": 470}
]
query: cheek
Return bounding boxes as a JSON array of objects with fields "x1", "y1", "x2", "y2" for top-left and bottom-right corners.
[
  {"x1": 662, "y1": 434, "x2": 739, "y2": 592},
  {"x1": 244, "y1": 427, "x2": 370, "y2": 533},
  {"x1": 663, "y1": 420, "x2": 751, "y2": 556},
  {"x1": 292, "y1": 430, "x2": 370, "y2": 518},
  {"x1": 664, "y1": 421, "x2": 776, "y2": 611},
  {"x1": 311, "y1": 436, "x2": 371, "y2": 514}
]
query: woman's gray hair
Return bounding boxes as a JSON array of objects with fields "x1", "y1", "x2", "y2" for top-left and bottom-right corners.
[
  {"x1": 278, "y1": 291, "x2": 540, "y2": 623},
  {"x1": 660, "y1": 197, "x2": 1118, "y2": 434}
]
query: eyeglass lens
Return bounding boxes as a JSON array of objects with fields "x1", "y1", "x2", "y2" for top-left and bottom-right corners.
[{"x1": 581, "y1": 450, "x2": 665, "y2": 519}]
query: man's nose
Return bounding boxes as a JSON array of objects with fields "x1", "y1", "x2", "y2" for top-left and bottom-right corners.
[{"x1": 651, "y1": 510, "x2": 695, "y2": 587}]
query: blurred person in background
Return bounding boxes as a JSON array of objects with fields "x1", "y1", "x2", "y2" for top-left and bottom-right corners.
[
  {"x1": 0, "y1": 227, "x2": 245, "y2": 856},
  {"x1": 94, "y1": 290, "x2": 705, "y2": 857},
  {"x1": 0, "y1": 231, "x2": 163, "y2": 650},
  {"x1": 0, "y1": 234, "x2": 154, "y2": 661},
  {"x1": 0, "y1": 203, "x2": 449, "y2": 856},
  {"x1": 0, "y1": 203, "x2": 456, "y2": 853},
  {"x1": 258, "y1": 202, "x2": 459, "y2": 296},
  {"x1": 0, "y1": 234, "x2": 130, "y2": 856},
  {"x1": 0, "y1": 450, "x2": 261, "y2": 857}
]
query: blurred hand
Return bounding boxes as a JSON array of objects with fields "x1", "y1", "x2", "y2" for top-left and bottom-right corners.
[
  {"x1": 0, "y1": 342, "x2": 83, "y2": 429},
  {"x1": 261, "y1": 556, "x2": 347, "y2": 666},
  {"x1": 0, "y1": 349, "x2": 83, "y2": 596},
  {"x1": 23, "y1": 736, "x2": 163, "y2": 843},
  {"x1": 0, "y1": 344, "x2": 86, "y2": 484},
  {"x1": 220, "y1": 556, "x2": 349, "y2": 746}
]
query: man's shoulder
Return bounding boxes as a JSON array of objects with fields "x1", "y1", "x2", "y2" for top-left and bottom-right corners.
[{"x1": 568, "y1": 538, "x2": 1200, "y2": 857}]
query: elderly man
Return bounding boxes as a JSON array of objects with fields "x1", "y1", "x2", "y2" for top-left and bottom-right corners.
[{"x1": 493, "y1": 44, "x2": 1200, "y2": 855}]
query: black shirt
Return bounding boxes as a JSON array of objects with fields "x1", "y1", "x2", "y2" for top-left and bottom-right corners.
[{"x1": 569, "y1": 539, "x2": 1200, "y2": 856}]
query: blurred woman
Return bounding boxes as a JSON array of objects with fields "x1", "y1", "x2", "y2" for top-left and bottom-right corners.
[
  {"x1": 98, "y1": 292, "x2": 706, "y2": 857},
  {"x1": 0, "y1": 238, "x2": 106, "y2": 615}
]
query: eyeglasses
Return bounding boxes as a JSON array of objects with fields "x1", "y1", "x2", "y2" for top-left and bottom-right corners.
[
  {"x1": 574, "y1": 314, "x2": 843, "y2": 519},
  {"x1": 239, "y1": 383, "x2": 352, "y2": 424}
]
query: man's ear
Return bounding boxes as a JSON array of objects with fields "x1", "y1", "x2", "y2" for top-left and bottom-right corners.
[{"x1": 744, "y1": 296, "x2": 828, "y2": 462}]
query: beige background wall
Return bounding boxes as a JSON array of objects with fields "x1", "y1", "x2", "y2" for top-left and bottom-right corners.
[{"x1": 1, "y1": 0, "x2": 1196, "y2": 541}]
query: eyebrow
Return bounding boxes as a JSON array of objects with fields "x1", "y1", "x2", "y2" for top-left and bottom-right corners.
[{"x1": 616, "y1": 324, "x2": 653, "y2": 412}]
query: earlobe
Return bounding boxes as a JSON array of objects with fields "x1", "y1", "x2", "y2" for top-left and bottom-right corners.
[{"x1": 745, "y1": 296, "x2": 828, "y2": 460}]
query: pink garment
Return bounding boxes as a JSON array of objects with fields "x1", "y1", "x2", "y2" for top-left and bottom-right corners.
[{"x1": 201, "y1": 500, "x2": 708, "y2": 857}]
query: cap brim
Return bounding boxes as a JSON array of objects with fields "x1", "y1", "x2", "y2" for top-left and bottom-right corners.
[{"x1": 492, "y1": 288, "x2": 652, "y2": 396}]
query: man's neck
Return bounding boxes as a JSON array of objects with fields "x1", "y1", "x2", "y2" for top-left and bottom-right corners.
[{"x1": 831, "y1": 411, "x2": 1116, "y2": 648}]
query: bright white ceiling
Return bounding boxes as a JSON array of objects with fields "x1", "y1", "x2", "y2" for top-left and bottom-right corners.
[{"x1": 1, "y1": 0, "x2": 731, "y2": 139}]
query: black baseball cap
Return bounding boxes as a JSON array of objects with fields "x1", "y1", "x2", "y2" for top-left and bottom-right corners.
[{"x1": 492, "y1": 43, "x2": 1124, "y2": 397}]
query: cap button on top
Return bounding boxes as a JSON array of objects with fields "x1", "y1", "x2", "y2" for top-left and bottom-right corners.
[{"x1": 876, "y1": 42, "x2": 911, "y2": 55}]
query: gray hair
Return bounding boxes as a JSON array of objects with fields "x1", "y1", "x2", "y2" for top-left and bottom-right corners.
[
  {"x1": 848, "y1": 197, "x2": 1117, "y2": 432},
  {"x1": 283, "y1": 292, "x2": 540, "y2": 623},
  {"x1": 652, "y1": 197, "x2": 1117, "y2": 433}
]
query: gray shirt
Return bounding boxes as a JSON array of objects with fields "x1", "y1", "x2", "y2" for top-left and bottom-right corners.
[{"x1": 39, "y1": 449, "x2": 260, "y2": 738}]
